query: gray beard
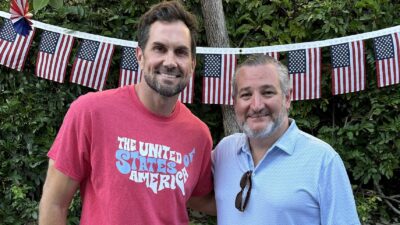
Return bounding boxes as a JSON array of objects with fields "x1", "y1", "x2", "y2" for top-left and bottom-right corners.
[{"x1": 241, "y1": 108, "x2": 286, "y2": 139}]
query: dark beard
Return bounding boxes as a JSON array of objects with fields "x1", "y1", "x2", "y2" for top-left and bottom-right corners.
[{"x1": 144, "y1": 73, "x2": 187, "y2": 97}]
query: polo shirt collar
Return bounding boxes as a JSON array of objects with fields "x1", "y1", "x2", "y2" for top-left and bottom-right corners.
[{"x1": 237, "y1": 119, "x2": 299, "y2": 156}]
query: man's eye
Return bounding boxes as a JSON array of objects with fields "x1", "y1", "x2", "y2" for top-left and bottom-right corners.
[
  {"x1": 240, "y1": 93, "x2": 251, "y2": 98},
  {"x1": 153, "y1": 46, "x2": 165, "y2": 52},
  {"x1": 176, "y1": 49, "x2": 189, "y2": 56},
  {"x1": 263, "y1": 91, "x2": 275, "y2": 96}
]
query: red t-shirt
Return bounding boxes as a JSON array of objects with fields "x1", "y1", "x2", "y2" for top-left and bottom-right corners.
[{"x1": 48, "y1": 85, "x2": 213, "y2": 225}]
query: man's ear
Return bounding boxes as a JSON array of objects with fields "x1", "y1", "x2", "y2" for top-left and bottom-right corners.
[{"x1": 136, "y1": 47, "x2": 144, "y2": 68}]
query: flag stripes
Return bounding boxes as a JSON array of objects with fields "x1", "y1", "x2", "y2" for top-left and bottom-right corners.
[
  {"x1": 331, "y1": 41, "x2": 366, "y2": 95},
  {"x1": 374, "y1": 33, "x2": 400, "y2": 87},
  {"x1": 178, "y1": 73, "x2": 195, "y2": 104},
  {"x1": 202, "y1": 54, "x2": 236, "y2": 105},
  {"x1": 120, "y1": 69, "x2": 141, "y2": 86},
  {"x1": 288, "y1": 48, "x2": 321, "y2": 101},
  {"x1": 119, "y1": 47, "x2": 141, "y2": 87},
  {"x1": 35, "y1": 31, "x2": 74, "y2": 83},
  {"x1": 70, "y1": 40, "x2": 114, "y2": 90},
  {"x1": 0, "y1": 19, "x2": 34, "y2": 71}
]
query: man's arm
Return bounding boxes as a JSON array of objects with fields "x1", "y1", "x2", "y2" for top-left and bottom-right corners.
[
  {"x1": 187, "y1": 191, "x2": 217, "y2": 216},
  {"x1": 320, "y1": 155, "x2": 361, "y2": 225},
  {"x1": 39, "y1": 159, "x2": 80, "y2": 225}
]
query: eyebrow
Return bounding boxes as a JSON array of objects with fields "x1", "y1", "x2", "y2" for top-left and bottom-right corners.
[
  {"x1": 238, "y1": 84, "x2": 275, "y2": 93},
  {"x1": 151, "y1": 41, "x2": 190, "y2": 51}
]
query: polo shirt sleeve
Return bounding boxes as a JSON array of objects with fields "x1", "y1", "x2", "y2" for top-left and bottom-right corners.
[{"x1": 318, "y1": 154, "x2": 361, "y2": 225}]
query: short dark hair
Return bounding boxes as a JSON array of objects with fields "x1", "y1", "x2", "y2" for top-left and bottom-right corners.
[
  {"x1": 232, "y1": 54, "x2": 291, "y2": 98},
  {"x1": 137, "y1": 1, "x2": 198, "y2": 57}
]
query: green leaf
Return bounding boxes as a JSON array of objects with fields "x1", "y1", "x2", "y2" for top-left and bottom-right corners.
[
  {"x1": 49, "y1": 0, "x2": 63, "y2": 9},
  {"x1": 33, "y1": 0, "x2": 50, "y2": 13},
  {"x1": 235, "y1": 24, "x2": 253, "y2": 35}
]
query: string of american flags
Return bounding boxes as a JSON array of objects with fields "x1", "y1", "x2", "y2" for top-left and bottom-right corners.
[{"x1": 1, "y1": 11, "x2": 400, "y2": 104}]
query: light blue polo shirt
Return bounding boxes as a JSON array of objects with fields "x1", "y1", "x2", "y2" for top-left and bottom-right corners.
[{"x1": 212, "y1": 120, "x2": 360, "y2": 225}]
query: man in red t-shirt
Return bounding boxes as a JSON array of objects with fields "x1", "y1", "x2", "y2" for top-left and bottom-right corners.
[{"x1": 38, "y1": 1, "x2": 213, "y2": 224}]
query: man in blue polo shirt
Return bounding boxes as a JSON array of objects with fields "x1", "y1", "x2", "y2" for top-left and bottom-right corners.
[{"x1": 212, "y1": 54, "x2": 361, "y2": 225}]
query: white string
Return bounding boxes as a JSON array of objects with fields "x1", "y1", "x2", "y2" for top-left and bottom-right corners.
[{"x1": 1, "y1": 10, "x2": 400, "y2": 53}]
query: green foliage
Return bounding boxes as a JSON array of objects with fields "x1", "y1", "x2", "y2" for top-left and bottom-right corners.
[
  {"x1": 33, "y1": 0, "x2": 50, "y2": 13},
  {"x1": 48, "y1": 0, "x2": 63, "y2": 10},
  {"x1": 1, "y1": 0, "x2": 400, "y2": 224},
  {"x1": 357, "y1": 191, "x2": 380, "y2": 223},
  {"x1": 0, "y1": 67, "x2": 88, "y2": 224}
]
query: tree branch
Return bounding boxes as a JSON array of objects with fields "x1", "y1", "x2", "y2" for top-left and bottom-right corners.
[{"x1": 375, "y1": 182, "x2": 400, "y2": 215}]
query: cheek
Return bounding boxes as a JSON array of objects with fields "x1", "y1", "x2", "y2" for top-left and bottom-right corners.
[
  {"x1": 178, "y1": 58, "x2": 193, "y2": 69},
  {"x1": 234, "y1": 104, "x2": 247, "y2": 117}
]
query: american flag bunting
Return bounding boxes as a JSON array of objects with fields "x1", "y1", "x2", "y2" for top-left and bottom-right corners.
[
  {"x1": 331, "y1": 41, "x2": 366, "y2": 95},
  {"x1": 373, "y1": 33, "x2": 400, "y2": 87},
  {"x1": 202, "y1": 54, "x2": 236, "y2": 105},
  {"x1": 119, "y1": 47, "x2": 141, "y2": 87},
  {"x1": 35, "y1": 31, "x2": 74, "y2": 83},
  {"x1": 0, "y1": 19, "x2": 34, "y2": 71},
  {"x1": 70, "y1": 39, "x2": 114, "y2": 90},
  {"x1": 288, "y1": 48, "x2": 321, "y2": 101}
]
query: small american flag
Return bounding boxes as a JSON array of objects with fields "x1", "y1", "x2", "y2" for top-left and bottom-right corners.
[
  {"x1": 331, "y1": 41, "x2": 366, "y2": 95},
  {"x1": 264, "y1": 52, "x2": 280, "y2": 60},
  {"x1": 373, "y1": 33, "x2": 400, "y2": 87},
  {"x1": 0, "y1": 19, "x2": 34, "y2": 71},
  {"x1": 119, "y1": 47, "x2": 141, "y2": 87},
  {"x1": 35, "y1": 31, "x2": 74, "y2": 83},
  {"x1": 202, "y1": 54, "x2": 236, "y2": 105},
  {"x1": 288, "y1": 48, "x2": 321, "y2": 101},
  {"x1": 70, "y1": 39, "x2": 114, "y2": 90},
  {"x1": 178, "y1": 72, "x2": 195, "y2": 104}
]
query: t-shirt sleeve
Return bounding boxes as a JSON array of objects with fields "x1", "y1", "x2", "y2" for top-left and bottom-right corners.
[
  {"x1": 47, "y1": 99, "x2": 91, "y2": 182},
  {"x1": 319, "y1": 155, "x2": 361, "y2": 225},
  {"x1": 190, "y1": 130, "x2": 213, "y2": 197}
]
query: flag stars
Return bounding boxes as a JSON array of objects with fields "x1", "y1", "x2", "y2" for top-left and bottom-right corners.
[
  {"x1": 39, "y1": 31, "x2": 60, "y2": 54},
  {"x1": 0, "y1": 19, "x2": 17, "y2": 42},
  {"x1": 331, "y1": 43, "x2": 350, "y2": 68},
  {"x1": 374, "y1": 35, "x2": 394, "y2": 60},
  {"x1": 288, "y1": 50, "x2": 306, "y2": 73},
  {"x1": 121, "y1": 47, "x2": 138, "y2": 71},
  {"x1": 78, "y1": 40, "x2": 100, "y2": 61},
  {"x1": 204, "y1": 54, "x2": 222, "y2": 78}
]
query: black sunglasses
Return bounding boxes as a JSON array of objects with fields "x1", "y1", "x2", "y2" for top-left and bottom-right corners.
[{"x1": 235, "y1": 170, "x2": 252, "y2": 212}]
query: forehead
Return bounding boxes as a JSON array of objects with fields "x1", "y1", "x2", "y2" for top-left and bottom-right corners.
[
  {"x1": 147, "y1": 20, "x2": 191, "y2": 48},
  {"x1": 236, "y1": 64, "x2": 280, "y2": 89}
]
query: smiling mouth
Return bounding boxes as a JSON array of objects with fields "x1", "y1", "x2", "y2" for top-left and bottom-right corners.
[
  {"x1": 156, "y1": 71, "x2": 182, "y2": 78},
  {"x1": 162, "y1": 73, "x2": 181, "y2": 78},
  {"x1": 247, "y1": 113, "x2": 269, "y2": 119}
]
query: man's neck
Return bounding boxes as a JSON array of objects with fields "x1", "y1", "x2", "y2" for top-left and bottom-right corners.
[
  {"x1": 248, "y1": 118, "x2": 289, "y2": 166},
  {"x1": 135, "y1": 82, "x2": 178, "y2": 117}
]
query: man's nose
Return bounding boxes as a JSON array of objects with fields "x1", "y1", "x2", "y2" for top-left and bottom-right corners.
[
  {"x1": 163, "y1": 51, "x2": 177, "y2": 68},
  {"x1": 250, "y1": 93, "x2": 263, "y2": 111}
]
